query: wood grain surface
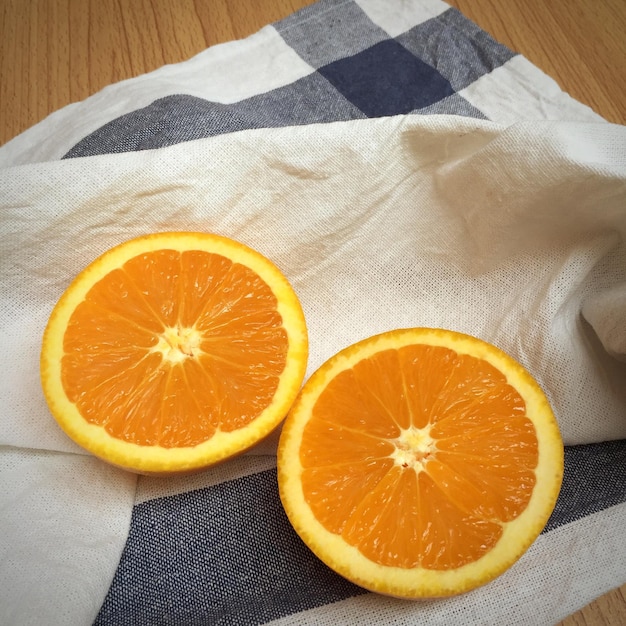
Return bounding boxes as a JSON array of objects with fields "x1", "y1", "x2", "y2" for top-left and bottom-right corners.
[{"x1": 0, "y1": 0, "x2": 624, "y2": 623}]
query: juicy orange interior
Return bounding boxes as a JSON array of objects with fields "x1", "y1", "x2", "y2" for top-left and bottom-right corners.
[
  {"x1": 299, "y1": 345, "x2": 539, "y2": 570},
  {"x1": 61, "y1": 249, "x2": 288, "y2": 447}
]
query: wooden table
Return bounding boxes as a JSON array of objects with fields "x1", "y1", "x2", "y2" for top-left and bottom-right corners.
[{"x1": 1, "y1": 1, "x2": 624, "y2": 623}]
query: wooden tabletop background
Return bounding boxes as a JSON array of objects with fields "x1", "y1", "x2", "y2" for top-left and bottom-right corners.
[{"x1": 1, "y1": 0, "x2": 624, "y2": 623}]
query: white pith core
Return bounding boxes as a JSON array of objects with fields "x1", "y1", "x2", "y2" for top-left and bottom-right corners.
[
  {"x1": 152, "y1": 326, "x2": 204, "y2": 363},
  {"x1": 390, "y1": 425, "x2": 436, "y2": 472}
]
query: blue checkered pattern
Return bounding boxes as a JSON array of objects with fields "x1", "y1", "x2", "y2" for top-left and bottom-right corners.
[
  {"x1": 64, "y1": 4, "x2": 511, "y2": 158},
  {"x1": 96, "y1": 443, "x2": 626, "y2": 625},
  {"x1": 57, "y1": 1, "x2": 625, "y2": 623}
]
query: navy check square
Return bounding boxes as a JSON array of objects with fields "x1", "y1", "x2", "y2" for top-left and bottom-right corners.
[{"x1": 318, "y1": 39, "x2": 455, "y2": 117}]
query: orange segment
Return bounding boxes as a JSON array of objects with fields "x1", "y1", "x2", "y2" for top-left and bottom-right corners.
[
  {"x1": 41, "y1": 232, "x2": 308, "y2": 474},
  {"x1": 123, "y1": 249, "x2": 182, "y2": 326},
  {"x1": 81, "y1": 267, "x2": 165, "y2": 333},
  {"x1": 178, "y1": 250, "x2": 232, "y2": 327},
  {"x1": 278, "y1": 328, "x2": 563, "y2": 598}
]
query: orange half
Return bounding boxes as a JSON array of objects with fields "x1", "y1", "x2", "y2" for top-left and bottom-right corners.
[
  {"x1": 41, "y1": 232, "x2": 308, "y2": 474},
  {"x1": 277, "y1": 328, "x2": 563, "y2": 598}
]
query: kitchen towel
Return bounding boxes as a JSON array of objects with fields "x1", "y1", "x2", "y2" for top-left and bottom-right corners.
[{"x1": 1, "y1": 1, "x2": 625, "y2": 625}]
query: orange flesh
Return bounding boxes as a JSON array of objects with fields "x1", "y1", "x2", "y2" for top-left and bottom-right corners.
[
  {"x1": 61, "y1": 249, "x2": 288, "y2": 447},
  {"x1": 299, "y1": 345, "x2": 539, "y2": 570}
]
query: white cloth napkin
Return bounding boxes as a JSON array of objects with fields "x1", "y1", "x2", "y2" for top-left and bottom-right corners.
[
  {"x1": 3, "y1": 116, "x2": 625, "y2": 448},
  {"x1": 2, "y1": 115, "x2": 625, "y2": 624},
  {"x1": 1, "y1": 0, "x2": 625, "y2": 623}
]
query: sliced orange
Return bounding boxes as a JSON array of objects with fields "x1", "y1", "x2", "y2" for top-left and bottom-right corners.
[
  {"x1": 41, "y1": 232, "x2": 308, "y2": 474},
  {"x1": 277, "y1": 328, "x2": 563, "y2": 598}
]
